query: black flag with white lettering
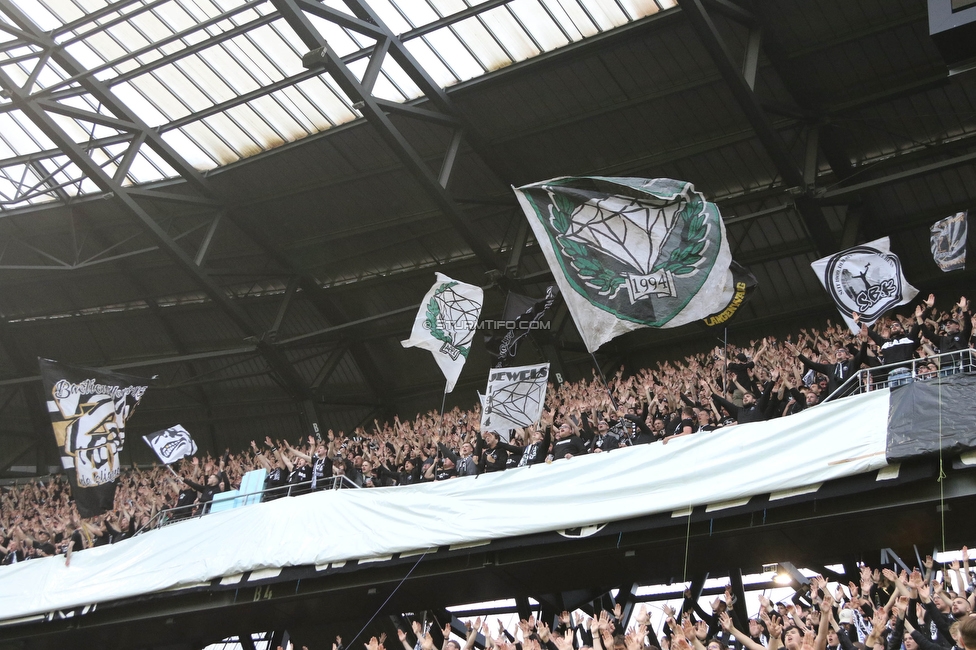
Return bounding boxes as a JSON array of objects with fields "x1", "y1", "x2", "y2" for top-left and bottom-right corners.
[{"x1": 39, "y1": 359, "x2": 150, "y2": 518}]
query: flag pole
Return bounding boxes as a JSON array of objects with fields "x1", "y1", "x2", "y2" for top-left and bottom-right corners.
[
  {"x1": 439, "y1": 382, "x2": 449, "y2": 434},
  {"x1": 724, "y1": 326, "x2": 729, "y2": 398},
  {"x1": 590, "y1": 352, "x2": 619, "y2": 411}
]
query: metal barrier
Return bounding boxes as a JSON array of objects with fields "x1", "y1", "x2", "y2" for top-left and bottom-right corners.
[
  {"x1": 821, "y1": 348, "x2": 976, "y2": 403},
  {"x1": 136, "y1": 474, "x2": 360, "y2": 535}
]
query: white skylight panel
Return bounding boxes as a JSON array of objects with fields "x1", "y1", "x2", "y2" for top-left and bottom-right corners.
[
  {"x1": 0, "y1": 136, "x2": 14, "y2": 159},
  {"x1": 424, "y1": 27, "x2": 484, "y2": 82},
  {"x1": 82, "y1": 29, "x2": 130, "y2": 62},
  {"x1": 539, "y1": 0, "x2": 585, "y2": 41},
  {"x1": 154, "y1": 0, "x2": 198, "y2": 34},
  {"x1": 0, "y1": 0, "x2": 668, "y2": 202},
  {"x1": 128, "y1": 7, "x2": 179, "y2": 47},
  {"x1": 301, "y1": 13, "x2": 368, "y2": 58},
  {"x1": 112, "y1": 79, "x2": 170, "y2": 125},
  {"x1": 378, "y1": 58, "x2": 421, "y2": 99},
  {"x1": 48, "y1": 112, "x2": 98, "y2": 143},
  {"x1": 203, "y1": 111, "x2": 262, "y2": 154},
  {"x1": 295, "y1": 76, "x2": 356, "y2": 124},
  {"x1": 247, "y1": 23, "x2": 303, "y2": 77},
  {"x1": 510, "y1": 0, "x2": 571, "y2": 51},
  {"x1": 273, "y1": 87, "x2": 326, "y2": 131},
  {"x1": 63, "y1": 39, "x2": 108, "y2": 73},
  {"x1": 105, "y1": 19, "x2": 154, "y2": 52},
  {"x1": 403, "y1": 38, "x2": 458, "y2": 87},
  {"x1": 27, "y1": 0, "x2": 78, "y2": 29},
  {"x1": 479, "y1": 6, "x2": 540, "y2": 61},
  {"x1": 248, "y1": 93, "x2": 303, "y2": 142},
  {"x1": 178, "y1": 120, "x2": 233, "y2": 164},
  {"x1": 153, "y1": 62, "x2": 215, "y2": 112},
  {"x1": 389, "y1": 0, "x2": 438, "y2": 29},
  {"x1": 4, "y1": 112, "x2": 47, "y2": 153},
  {"x1": 364, "y1": 0, "x2": 411, "y2": 35},
  {"x1": 137, "y1": 143, "x2": 178, "y2": 176},
  {"x1": 182, "y1": 0, "x2": 223, "y2": 22},
  {"x1": 450, "y1": 17, "x2": 511, "y2": 71},
  {"x1": 226, "y1": 26, "x2": 287, "y2": 83},
  {"x1": 197, "y1": 45, "x2": 261, "y2": 94},
  {"x1": 617, "y1": 0, "x2": 664, "y2": 19},
  {"x1": 580, "y1": 0, "x2": 629, "y2": 30},
  {"x1": 548, "y1": 0, "x2": 599, "y2": 38},
  {"x1": 177, "y1": 54, "x2": 238, "y2": 103},
  {"x1": 227, "y1": 101, "x2": 301, "y2": 142}
]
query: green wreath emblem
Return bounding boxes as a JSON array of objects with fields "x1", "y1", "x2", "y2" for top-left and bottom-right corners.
[
  {"x1": 424, "y1": 282, "x2": 470, "y2": 358},
  {"x1": 548, "y1": 190, "x2": 708, "y2": 297}
]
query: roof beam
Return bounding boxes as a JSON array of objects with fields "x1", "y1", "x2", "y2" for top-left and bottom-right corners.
[
  {"x1": 272, "y1": 0, "x2": 503, "y2": 273},
  {"x1": 675, "y1": 0, "x2": 836, "y2": 255}
]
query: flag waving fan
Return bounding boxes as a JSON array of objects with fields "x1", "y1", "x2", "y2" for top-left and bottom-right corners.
[
  {"x1": 143, "y1": 425, "x2": 197, "y2": 465},
  {"x1": 401, "y1": 273, "x2": 484, "y2": 393},
  {"x1": 39, "y1": 358, "x2": 150, "y2": 518},
  {"x1": 514, "y1": 177, "x2": 733, "y2": 352}
]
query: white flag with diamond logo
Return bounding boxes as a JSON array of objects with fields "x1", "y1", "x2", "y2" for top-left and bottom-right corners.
[
  {"x1": 514, "y1": 177, "x2": 733, "y2": 352},
  {"x1": 480, "y1": 363, "x2": 550, "y2": 433},
  {"x1": 401, "y1": 273, "x2": 484, "y2": 393}
]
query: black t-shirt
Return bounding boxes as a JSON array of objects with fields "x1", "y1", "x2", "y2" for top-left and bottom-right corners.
[{"x1": 287, "y1": 465, "x2": 313, "y2": 495}]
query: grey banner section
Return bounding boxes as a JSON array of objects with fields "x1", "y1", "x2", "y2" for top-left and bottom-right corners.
[{"x1": 887, "y1": 373, "x2": 976, "y2": 462}]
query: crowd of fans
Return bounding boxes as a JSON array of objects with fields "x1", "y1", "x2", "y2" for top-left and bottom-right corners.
[
  {"x1": 0, "y1": 294, "x2": 972, "y2": 565},
  {"x1": 288, "y1": 555, "x2": 976, "y2": 650}
]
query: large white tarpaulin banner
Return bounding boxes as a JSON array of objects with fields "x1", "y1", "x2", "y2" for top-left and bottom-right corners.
[
  {"x1": 401, "y1": 273, "x2": 484, "y2": 393},
  {"x1": 0, "y1": 389, "x2": 890, "y2": 621},
  {"x1": 811, "y1": 237, "x2": 919, "y2": 334}
]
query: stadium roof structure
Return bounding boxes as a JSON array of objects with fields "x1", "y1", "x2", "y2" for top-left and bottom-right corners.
[{"x1": 0, "y1": 0, "x2": 975, "y2": 474}]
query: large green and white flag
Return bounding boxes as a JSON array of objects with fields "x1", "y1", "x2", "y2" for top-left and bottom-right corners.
[
  {"x1": 401, "y1": 273, "x2": 484, "y2": 393},
  {"x1": 514, "y1": 177, "x2": 733, "y2": 352}
]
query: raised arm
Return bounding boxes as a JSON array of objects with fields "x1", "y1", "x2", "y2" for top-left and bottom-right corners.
[{"x1": 718, "y1": 611, "x2": 766, "y2": 650}]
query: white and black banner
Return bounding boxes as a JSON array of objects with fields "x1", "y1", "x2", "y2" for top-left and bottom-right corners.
[
  {"x1": 143, "y1": 425, "x2": 197, "y2": 465},
  {"x1": 6, "y1": 376, "x2": 976, "y2": 621},
  {"x1": 39, "y1": 358, "x2": 150, "y2": 518},
  {"x1": 811, "y1": 237, "x2": 919, "y2": 333},
  {"x1": 515, "y1": 177, "x2": 733, "y2": 352},
  {"x1": 480, "y1": 363, "x2": 550, "y2": 432},
  {"x1": 930, "y1": 211, "x2": 967, "y2": 272},
  {"x1": 401, "y1": 273, "x2": 484, "y2": 393}
]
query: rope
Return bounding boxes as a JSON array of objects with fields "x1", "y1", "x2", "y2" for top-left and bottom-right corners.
[{"x1": 346, "y1": 549, "x2": 431, "y2": 649}]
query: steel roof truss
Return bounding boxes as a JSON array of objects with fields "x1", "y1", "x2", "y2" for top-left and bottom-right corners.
[
  {"x1": 675, "y1": 0, "x2": 836, "y2": 255},
  {"x1": 274, "y1": 0, "x2": 503, "y2": 272}
]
